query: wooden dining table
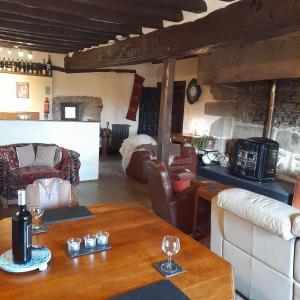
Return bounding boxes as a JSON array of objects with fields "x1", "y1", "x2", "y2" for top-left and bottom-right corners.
[{"x1": 0, "y1": 204, "x2": 234, "y2": 299}]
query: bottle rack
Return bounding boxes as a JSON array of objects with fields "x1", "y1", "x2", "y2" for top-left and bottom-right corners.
[{"x1": 0, "y1": 61, "x2": 52, "y2": 77}]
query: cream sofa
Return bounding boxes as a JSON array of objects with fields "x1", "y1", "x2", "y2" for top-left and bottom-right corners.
[{"x1": 211, "y1": 188, "x2": 300, "y2": 300}]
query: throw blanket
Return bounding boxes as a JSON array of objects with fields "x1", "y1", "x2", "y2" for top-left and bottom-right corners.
[{"x1": 119, "y1": 134, "x2": 157, "y2": 172}]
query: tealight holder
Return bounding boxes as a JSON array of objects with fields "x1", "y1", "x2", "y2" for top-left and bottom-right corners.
[
  {"x1": 83, "y1": 234, "x2": 96, "y2": 249},
  {"x1": 96, "y1": 231, "x2": 109, "y2": 245},
  {"x1": 66, "y1": 232, "x2": 112, "y2": 258},
  {"x1": 67, "y1": 237, "x2": 81, "y2": 253}
]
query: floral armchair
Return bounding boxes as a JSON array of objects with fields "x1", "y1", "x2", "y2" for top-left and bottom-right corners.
[{"x1": 0, "y1": 143, "x2": 80, "y2": 206}]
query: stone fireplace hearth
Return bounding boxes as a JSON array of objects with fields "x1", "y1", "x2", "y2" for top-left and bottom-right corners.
[
  {"x1": 52, "y1": 96, "x2": 103, "y2": 122},
  {"x1": 207, "y1": 79, "x2": 300, "y2": 178}
]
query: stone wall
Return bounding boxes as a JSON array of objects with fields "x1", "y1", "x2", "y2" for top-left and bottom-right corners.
[
  {"x1": 52, "y1": 96, "x2": 103, "y2": 122},
  {"x1": 206, "y1": 79, "x2": 300, "y2": 177}
]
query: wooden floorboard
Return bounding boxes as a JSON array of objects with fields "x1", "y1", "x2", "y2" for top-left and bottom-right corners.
[{"x1": 0, "y1": 157, "x2": 151, "y2": 219}]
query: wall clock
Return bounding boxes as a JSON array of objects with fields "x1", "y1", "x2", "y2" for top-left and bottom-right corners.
[{"x1": 186, "y1": 79, "x2": 201, "y2": 104}]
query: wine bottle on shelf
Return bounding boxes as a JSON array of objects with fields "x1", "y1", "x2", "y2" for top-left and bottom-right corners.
[
  {"x1": 15, "y1": 59, "x2": 20, "y2": 72},
  {"x1": 3, "y1": 58, "x2": 7, "y2": 71},
  {"x1": 33, "y1": 63, "x2": 37, "y2": 75},
  {"x1": 12, "y1": 59, "x2": 16, "y2": 72},
  {"x1": 46, "y1": 55, "x2": 52, "y2": 76},
  {"x1": 24, "y1": 60, "x2": 28, "y2": 73},
  {"x1": 7, "y1": 58, "x2": 11, "y2": 72},
  {"x1": 20, "y1": 60, "x2": 24, "y2": 73},
  {"x1": 28, "y1": 61, "x2": 33, "y2": 74},
  {"x1": 12, "y1": 190, "x2": 32, "y2": 265},
  {"x1": 42, "y1": 59, "x2": 47, "y2": 75}
]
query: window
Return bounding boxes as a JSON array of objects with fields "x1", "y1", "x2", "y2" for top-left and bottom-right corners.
[{"x1": 61, "y1": 103, "x2": 79, "y2": 121}]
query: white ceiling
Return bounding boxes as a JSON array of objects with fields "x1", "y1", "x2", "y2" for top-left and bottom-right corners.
[{"x1": 142, "y1": 0, "x2": 241, "y2": 34}]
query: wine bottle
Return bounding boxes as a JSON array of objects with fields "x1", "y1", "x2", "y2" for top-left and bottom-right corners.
[
  {"x1": 46, "y1": 55, "x2": 52, "y2": 76},
  {"x1": 42, "y1": 59, "x2": 47, "y2": 76},
  {"x1": 16, "y1": 59, "x2": 20, "y2": 72},
  {"x1": 20, "y1": 60, "x2": 24, "y2": 73},
  {"x1": 12, "y1": 190, "x2": 32, "y2": 264}
]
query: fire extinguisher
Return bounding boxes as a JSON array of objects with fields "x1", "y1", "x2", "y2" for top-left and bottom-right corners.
[{"x1": 44, "y1": 97, "x2": 49, "y2": 119}]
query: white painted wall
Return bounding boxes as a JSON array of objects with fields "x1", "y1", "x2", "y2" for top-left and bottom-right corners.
[
  {"x1": 155, "y1": 57, "x2": 218, "y2": 136},
  {"x1": 0, "y1": 73, "x2": 52, "y2": 118},
  {"x1": 52, "y1": 63, "x2": 157, "y2": 135},
  {"x1": 0, "y1": 120, "x2": 99, "y2": 181}
]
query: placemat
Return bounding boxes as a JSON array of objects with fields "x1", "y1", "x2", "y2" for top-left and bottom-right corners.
[
  {"x1": 43, "y1": 206, "x2": 94, "y2": 224},
  {"x1": 109, "y1": 280, "x2": 190, "y2": 300}
]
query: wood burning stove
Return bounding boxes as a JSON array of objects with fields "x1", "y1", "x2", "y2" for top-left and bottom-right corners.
[{"x1": 231, "y1": 137, "x2": 279, "y2": 181}]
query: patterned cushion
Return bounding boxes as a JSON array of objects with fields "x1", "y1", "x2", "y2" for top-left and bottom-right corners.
[
  {"x1": 33, "y1": 146, "x2": 57, "y2": 167},
  {"x1": 16, "y1": 144, "x2": 35, "y2": 167},
  {"x1": 0, "y1": 147, "x2": 18, "y2": 170},
  {"x1": 9, "y1": 167, "x2": 63, "y2": 186}
]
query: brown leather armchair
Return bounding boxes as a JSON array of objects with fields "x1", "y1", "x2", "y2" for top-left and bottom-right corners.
[
  {"x1": 126, "y1": 145, "x2": 198, "y2": 183},
  {"x1": 146, "y1": 160, "x2": 199, "y2": 234}
]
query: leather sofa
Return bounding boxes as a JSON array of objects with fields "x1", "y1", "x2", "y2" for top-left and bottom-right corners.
[
  {"x1": 146, "y1": 160, "x2": 199, "y2": 234},
  {"x1": 211, "y1": 188, "x2": 300, "y2": 300},
  {"x1": 0, "y1": 143, "x2": 80, "y2": 206},
  {"x1": 126, "y1": 144, "x2": 198, "y2": 183}
]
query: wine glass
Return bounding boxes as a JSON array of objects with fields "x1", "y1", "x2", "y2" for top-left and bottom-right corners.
[
  {"x1": 161, "y1": 235, "x2": 180, "y2": 273},
  {"x1": 30, "y1": 205, "x2": 45, "y2": 232}
]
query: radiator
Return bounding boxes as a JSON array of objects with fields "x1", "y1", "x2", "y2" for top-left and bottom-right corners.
[{"x1": 111, "y1": 124, "x2": 130, "y2": 153}]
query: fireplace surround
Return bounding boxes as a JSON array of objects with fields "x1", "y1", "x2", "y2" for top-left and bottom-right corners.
[{"x1": 52, "y1": 96, "x2": 103, "y2": 122}]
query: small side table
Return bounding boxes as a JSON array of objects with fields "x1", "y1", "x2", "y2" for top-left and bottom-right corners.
[{"x1": 193, "y1": 181, "x2": 232, "y2": 238}]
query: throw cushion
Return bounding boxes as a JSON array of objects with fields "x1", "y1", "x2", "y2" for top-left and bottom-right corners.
[
  {"x1": 16, "y1": 144, "x2": 35, "y2": 167},
  {"x1": 33, "y1": 145, "x2": 57, "y2": 167},
  {"x1": 0, "y1": 147, "x2": 18, "y2": 170},
  {"x1": 172, "y1": 178, "x2": 191, "y2": 193}
]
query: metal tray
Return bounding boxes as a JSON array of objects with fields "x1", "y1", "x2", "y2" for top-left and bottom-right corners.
[{"x1": 66, "y1": 243, "x2": 112, "y2": 258}]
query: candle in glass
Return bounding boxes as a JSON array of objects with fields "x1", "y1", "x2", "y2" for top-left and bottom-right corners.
[
  {"x1": 84, "y1": 234, "x2": 96, "y2": 248},
  {"x1": 67, "y1": 237, "x2": 81, "y2": 252},
  {"x1": 96, "y1": 231, "x2": 109, "y2": 245}
]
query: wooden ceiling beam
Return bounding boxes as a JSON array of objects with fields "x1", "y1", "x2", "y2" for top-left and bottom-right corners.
[
  {"x1": 0, "y1": 12, "x2": 118, "y2": 38},
  {"x1": 0, "y1": 35, "x2": 95, "y2": 50},
  {"x1": 74, "y1": 0, "x2": 183, "y2": 22},
  {"x1": 65, "y1": 0, "x2": 300, "y2": 69},
  {"x1": 127, "y1": 0, "x2": 207, "y2": 13},
  {"x1": 0, "y1": 19, "x2": 110, "y2": 41},
  {"x1": 0, "y1": 29, "x2": 105, "y2": 45},
  {"x1": 0, "y1": 43, "x2": 76, "y2": 54},
  {"x1": 0, "y1": 1, "x2": 142, "y2": 35},
  {"x1": 0, "y1": 40, "x2": 81, "y2": 52},
  {"x1": 9, "y1": 0, "x2": 163, "y2": 28}
]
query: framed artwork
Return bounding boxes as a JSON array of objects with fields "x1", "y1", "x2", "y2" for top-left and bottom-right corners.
[{"x1": 16, "y1": 82, "x2": 29, "y2": 99}]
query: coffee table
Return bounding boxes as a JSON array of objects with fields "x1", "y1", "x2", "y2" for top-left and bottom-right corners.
[{"x1": 0, "y1": 205, "x2": 234, "y2": 299}]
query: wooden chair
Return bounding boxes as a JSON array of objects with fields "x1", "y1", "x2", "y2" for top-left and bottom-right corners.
[{"x1": 26, "y1": 178, "x2": 78, "y2": 210}]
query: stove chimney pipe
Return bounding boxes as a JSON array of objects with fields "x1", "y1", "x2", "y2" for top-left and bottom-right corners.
[{"x1": 264, "y1": 79, "x2": 277, "y2": 139}]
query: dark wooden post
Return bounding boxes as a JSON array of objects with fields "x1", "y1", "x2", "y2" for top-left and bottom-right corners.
[{"x1": 157, "y1": 58, "x2": 176, "y2": 165}]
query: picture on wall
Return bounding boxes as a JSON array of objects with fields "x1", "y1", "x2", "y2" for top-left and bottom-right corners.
[{"x1": 16, "y1": 82, "x2": 29, "y2": 99}]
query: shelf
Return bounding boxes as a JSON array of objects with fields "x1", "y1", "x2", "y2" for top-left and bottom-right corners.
[{"x1": 0, "y1": 70, "x2": 52, "y2": 78}]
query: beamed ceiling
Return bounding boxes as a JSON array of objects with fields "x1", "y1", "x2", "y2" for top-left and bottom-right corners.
[{"x1": 0, "y1": 0, "x2": 236, "y2": 54}]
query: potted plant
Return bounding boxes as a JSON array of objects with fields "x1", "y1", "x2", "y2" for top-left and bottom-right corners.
[{"x1": 191, "y1": 135, "x2": 216, "y2": 150}]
